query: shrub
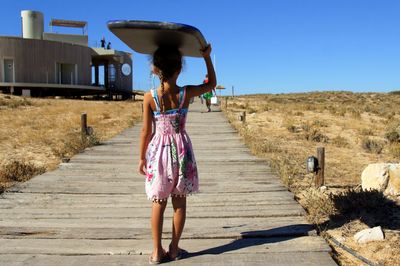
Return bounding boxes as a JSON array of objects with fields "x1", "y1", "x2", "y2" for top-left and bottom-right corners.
[
  {"x1": 230, "y1": 102, "x2": 245, "y2": 109},
  {"x1": 389, "y1": 143, "x2": 400, "y2": 158},
  {"x1": 246, "y1": 106, "x2": 257, "y2": 114},
  {"x1": 0, "y1": 160, "x2": 46, "y2": 182},
  {"x1": 386, "y1": 112, "x2": 396, "y2": 120},
  {"x1": 385, "y1": 124, "x2": 400, "y2": 143},
  {"x1": 337, "y1": 109, "x2": 346, "y2": 117},
  {"x1": 312, "y1": 120, "x2": 329, "y2": 127},
  {"x1": 286, "y1": 124, "x2": 298, "y2": 133},
  {"x1": 300, "y1": 122, "x2": 313, "y2": 132},
  {"x1": 259, "y1": 139, "x2": 282, "y2": 153},
  {"x1": 302, "y1": 188, "x2": 336, "y2": 224},
  {"x1": 361, "y1": 138, "x2": 384, "y2": 154},
  {"x1": 385, "y1": 131, "x2": 400, "y2": 143},
  {"x1": 305, "y1": 128, "x2": 329, "y2": 143},
  {"x1": 86, "y1": 132, "x2": 101, "y2": 147},
  {"x1": 53, "y1": 130, "x2": 101, "y2": 158},
  {"x1": 284, "y1": 119, "x2": 299, "y2": 133},
  {"x1": 102, "y1": 113, "x2": 111, "y2": 119},
  {"x1": 260, "y1": 105, "x2": 271, "y2": 112},
  {"x1": 0, "y1": 96, "x2": 32, "y2": 108},
  {"x1": 328, "y1": 107, "x2": 337, "y2": 115},
  {"x1": 304, "y1": 104, "x2": 315, "y2": 111},
  {"x1": 332, "y1": 135, "x2": 349, "y2": 148},
  {"x1": 348, "y1": 108, "x2": 361, "y2": 119},
  {"x1": 360, "y1": 128, "x2": 374, "y2": 136},
  {"x1": 293, "y1": 111, "x2": 304, "y2": 116}
]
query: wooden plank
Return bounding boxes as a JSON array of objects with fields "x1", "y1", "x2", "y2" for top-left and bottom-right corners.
[
  {"x1": 0, "y1": 192, "x2": 298, "y2": 209},
  {"x1": 0, "y1": 253, "x2": 336, "y2": 266},
  {"x1": 0, "y1": 204, "x2": 305, "y2": 219},
  {"x1": 0, "y1": 224, "x2": 315, "y2": 240},
  {"x1": 0, "y1": 236, "x2": 331, "y2": 254},
  {"x1": 8, "y1": 182, "x2": 287, "y2": 194},
  {"x1": 17, "y1": 173, "x2": 277, "y2": 182}
]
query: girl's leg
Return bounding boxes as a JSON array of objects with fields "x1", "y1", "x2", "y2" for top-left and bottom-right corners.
[
  {"x1": 151, "y1": 200, "x2": 167, "y2": 261},
  {"x1": 206, "y1": 99, "x2": 211, "y2": 111},
  {"x1": 169, "y1": 196, "x2": 187, "y2": 258}
]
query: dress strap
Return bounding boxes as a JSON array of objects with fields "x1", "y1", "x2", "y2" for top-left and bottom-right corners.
[
  {"x1": 178, "y1": 87, "x2": 186, "y2": 109},
  {"x1": 151, "y1": 89, "x2": 161, "y2": 112}
]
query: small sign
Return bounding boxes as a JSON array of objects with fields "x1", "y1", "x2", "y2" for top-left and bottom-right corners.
[{"x1": 121, "y1": 63, "x2": 131, "y2": 76}]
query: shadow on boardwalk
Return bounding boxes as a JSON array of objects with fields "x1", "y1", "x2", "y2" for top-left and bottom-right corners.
[{"x1": 186, "y1": 224, "x2": 314, "y2": 258}]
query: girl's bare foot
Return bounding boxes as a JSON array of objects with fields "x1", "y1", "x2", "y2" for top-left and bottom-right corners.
[
  {"x1": 168, "y1": 244, "x2": 187, "y2": 261},
  {"x1": 149, "y1": 248, "x2": 167, "y2": 264}
]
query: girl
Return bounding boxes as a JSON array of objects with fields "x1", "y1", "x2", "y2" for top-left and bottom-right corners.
[{"x1": 138, "y1": 44, "x2": 216, "y2": 264}]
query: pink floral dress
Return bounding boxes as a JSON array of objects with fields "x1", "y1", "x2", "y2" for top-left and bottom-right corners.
[{"x1": 145, "y1": 87, "x2": 199, "y2": 201}]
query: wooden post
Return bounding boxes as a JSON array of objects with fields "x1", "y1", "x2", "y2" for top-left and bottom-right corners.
[
  {"x1": 141, "y1": 103, "x2": 144, "y2": 118},
  {"x1": 81, "y1": 113, "x2": 88, "y2": 138},
  {"x1": 225, "y1": 97, "x2": 228, "y2": 110},
  {"x1": 315, "y1": 147, "x2": 325, "y2": 188},
  {"x1": 239, "y1": 111, "x2": 246, "y2": 124}
]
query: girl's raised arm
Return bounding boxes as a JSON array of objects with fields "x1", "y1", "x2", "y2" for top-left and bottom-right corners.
[
  {"x1": 186, "y1": 44, "x2": 217, "y2": 98},
  {"x1": 138, "y1": 92, "x2": 153, "y2": 175}
]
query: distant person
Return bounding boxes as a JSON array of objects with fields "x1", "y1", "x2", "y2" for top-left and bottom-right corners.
[
  {"x1": 202, "y1": 74, "x2": 216, "y2": 112},
  {"x1": 199, "y1": 75, "x2": 208, "y2": 105},
  {"x1": 100, "y1": 37, "x2": 106, "y2": 48},
  {"x1": 138, "y1": 44, "x2": 216, "y2": 263},
  {"x1": 107, "y1": 42, "x2": 111, "y2": 49}
]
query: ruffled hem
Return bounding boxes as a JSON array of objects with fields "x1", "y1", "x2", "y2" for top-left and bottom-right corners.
[{"x1": 147, "y1": 191, "x2": 199, "y2": 202}]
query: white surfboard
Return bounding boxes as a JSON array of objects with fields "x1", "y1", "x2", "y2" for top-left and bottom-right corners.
[{"x1": 108, "y1": 20, "x2": 207, "y2": 57}]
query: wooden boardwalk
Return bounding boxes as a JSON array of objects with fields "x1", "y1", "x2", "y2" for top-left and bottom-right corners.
[{"x1": 0, "y1": 100, "x2": 336, "y2": 265}]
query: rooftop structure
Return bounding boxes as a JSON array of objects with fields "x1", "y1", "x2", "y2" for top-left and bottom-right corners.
[{"x1": 49, "y1": 18, "x2": 88, "y2": 35}]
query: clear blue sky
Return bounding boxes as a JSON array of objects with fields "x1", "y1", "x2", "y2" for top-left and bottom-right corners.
[{"x1": 2, "y1": 0, "x2": 400, "y2": 95}]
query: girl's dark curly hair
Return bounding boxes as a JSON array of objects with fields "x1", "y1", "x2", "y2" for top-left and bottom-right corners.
[{"x1": 152, "y1": 46, "x2": 182, "y2": 112}]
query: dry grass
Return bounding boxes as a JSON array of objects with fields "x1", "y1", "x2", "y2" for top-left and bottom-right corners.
[
  {"x1": 224, "y1": 92, "x2": 400, "y2": 187},
  {"x1": 0, "y1": 94, "x2": 141, "y2": 189},
  {"x1": 223, "y1": 91, "x2": 400, "y2": 265}
]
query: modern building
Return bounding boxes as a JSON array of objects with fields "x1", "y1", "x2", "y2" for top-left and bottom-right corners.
[{"x1": 0, "y1": 10, "x2": 133, "y2": 99}]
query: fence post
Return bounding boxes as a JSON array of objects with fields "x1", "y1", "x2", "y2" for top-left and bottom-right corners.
[
  {"x1": 238, "y1": 111, "x2": 246, "y2": 124},
  {"x1": 315, "y1": 147, "x2": 325, "y2": 187},
  {"x1": 81, "y1": 113, "x2": 87, "y2": 139},
  {"x1": 141, "y1": 103, "x2": 144, "y2": 118}
]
